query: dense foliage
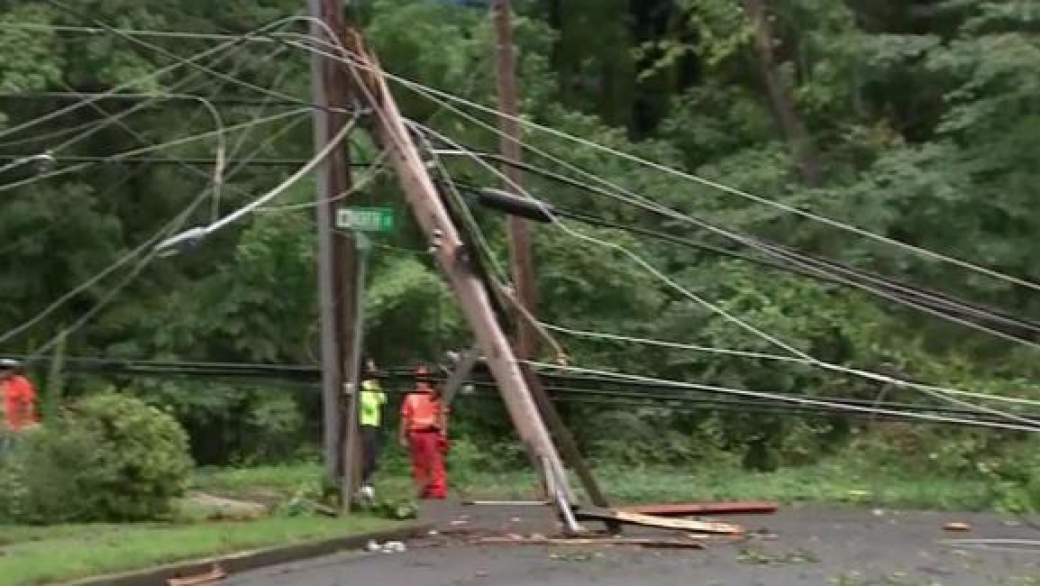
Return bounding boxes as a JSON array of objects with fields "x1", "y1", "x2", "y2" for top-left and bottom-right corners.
[
  {"x1": 0, "y1": 393, "x2": 192, "y2": 523},
  {"x1": 1, "y1": 0, "x2": 1039, "y2": 489}
]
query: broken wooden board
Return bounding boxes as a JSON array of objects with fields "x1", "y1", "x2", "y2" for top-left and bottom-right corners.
[
  {"x1": 620, "y1": 502, "x2": 778, "y2": 517},
  {"x1": 574, "y1": 508, "x2": 743, "y2": 535}
]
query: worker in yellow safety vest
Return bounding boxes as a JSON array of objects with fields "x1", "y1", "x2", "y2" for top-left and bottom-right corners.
[{"x1": 358, "y1": 358, "x2": 386, "y2": 501}]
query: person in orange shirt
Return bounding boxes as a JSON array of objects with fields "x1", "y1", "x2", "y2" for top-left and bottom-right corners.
[
  {"x1": 0, "y1": 359, "x2": 37, "y2": 434},
  {"x1": 399, "y1": 364, "x2": 448, "y2": 499}
]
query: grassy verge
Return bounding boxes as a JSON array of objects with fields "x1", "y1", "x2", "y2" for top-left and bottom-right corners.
[
  {"x1": 196, "y1": 460, "x2": 995, "y2": 512},
  {"x1": 0, "y1": 516, "x2": 400, "y2": 586}
]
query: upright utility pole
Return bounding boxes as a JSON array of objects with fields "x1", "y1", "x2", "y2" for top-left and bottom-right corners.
[
  {"x1": 307, "y1": 0, "x2": 356, "y2": 504},
  {"x1": 492, "y1": 0, "x2": 539, "y2": 360},
  {"x1": 489, "y1": 1, "x2": 613, "y2": 524},
  {"x1": 741, "y1": 0, "x2": 821, "y2": 187}
]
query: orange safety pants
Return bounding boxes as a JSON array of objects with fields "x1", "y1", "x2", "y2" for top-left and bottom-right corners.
[{"x1": 407, "y1": 430, "x2": 447, "y2": 499}]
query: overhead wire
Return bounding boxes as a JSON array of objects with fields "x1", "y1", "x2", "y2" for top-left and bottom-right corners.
[
  {"x1": 310, "y1": 39, "x2": 1040, "y2": 295},
  {"x1": 0, "y1": 91, "x2": 307, "y2": 108},
  {"x1": 288, "y1": 28, "x2": 1040, "y2": 425},
  {"x1": 445, "y1": 173, "x2": 1040, "y2": 345},
  {"x1": 408, "y1": 121, "x2": 1040, "y2": 427},
  {"x1": 156, "y1": 113, "x2": 359, "y2": 247},
  {"x1": 0, "y1": 27, "x2": 253, "y2": 145},
  {"x1": 14, "y1": 19, "x2": 299, "y2": 219},
  {"x1": 283, "y1": 32, "x2": 1040, "y2": 346},
  {"x1": 528, "y1": 361, "x2": 1040, "y2": 433},
  {"x1": 52, "y1": 82, "x2": 229, "y2": 222},
  {"x1": 15, "y1": 110, "x2": 351, "y2": 357},
  {"x1": 41, "y1": 1, "x2": 320, "y2": 114},
  {"x1": 12, "y1": 190, "x2": 211, "y2": 355},
  {"x1": 29, "y1": 19, "x2": 1039, "y2": 426},
  {"x1": 255, "y1": 148, "x2": 389, "y2": 213},
  {"x1": 409, "y1": 115, "x2": 1040, "y2": 346},
  {"x1": 0, "y1": 108, "x2": 307, "y2": 196},
  {"x1": 537, "y1": 322, "x2": 1040, "y2": 409},
  {"x1": 0, "y1": 110, "x2": 313, "y2": 347},
  {"x1": 212, "y1": 45, "x2": 296, "y2": 218}
]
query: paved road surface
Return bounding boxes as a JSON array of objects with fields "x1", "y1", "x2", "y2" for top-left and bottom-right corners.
[{"x1": 226, "y1": 503, "x2": 1040, "y2": 585}]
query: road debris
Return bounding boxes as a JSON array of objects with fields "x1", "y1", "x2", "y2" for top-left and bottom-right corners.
[
  {"x1": 736, "y1": 546, "x2": 819, "y2": 565},
  {"x1": 549, "y1": 551, "x2": 602, "y2": 562},
  {"x1": 574, "y1": 508, "x2": 744, "y2": 535},
  {"x1": 166, "y1": 564, "x2": 227, "y2": 586},
  {"x1": 940, "y1": 538, "x2": 1040, "y2": 553},
  {"x1": 943, "y1": 521, "x2": 972, "y2": 532},
  {"x1": 477, "y1": 533, "x2": 704, "y2": 550},
  {"x1": 620, "y1": 502, "x2": 778, "y2": 517},
  {"x1": 365, "y1": 540, "x2": 408, "y2": 553}
]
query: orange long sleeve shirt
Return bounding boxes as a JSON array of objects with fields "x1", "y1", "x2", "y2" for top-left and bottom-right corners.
[
  {"x1": 401, "y1": 389, "x2": 442, "y2": 432},
  {"x1": 2, "y1": 375, "x2": 37, "y2": 431}
]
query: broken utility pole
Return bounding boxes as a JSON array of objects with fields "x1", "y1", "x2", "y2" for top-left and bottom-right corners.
[
  {"x1": 341, "y1": 38, "x2": 579, "y2": 528},
  {"x1": 307, "y1": 0, "x2": 357, "y2": 508}
]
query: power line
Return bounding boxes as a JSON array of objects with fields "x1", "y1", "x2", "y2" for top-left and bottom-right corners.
[
  {"x1": 0, "y1": 21, "x2": 267, "y2": 145},
  {"x1": 441, "y1": 156, "x2": 1040, "y2": 342},
  {"x1": 255, "y1": 150, "x2": 388, "y2": 212},
  {"x1": 0, "y1": 154, "x2": 354, "y2": 167},
  {"x1": 14, "y1": 109, "x2": 352, "y2": 355},
  {"x1": 0, "y1": 22, "x2": 257, "y2": 42},
  {"x1": 315, "y1": 40, "x2": 1040, "y2": 295},
  {"x1": 13, "y1": 354, "x2": 1034, "y2": 423},
  {"x1": 0, "y1": 108, "x2": 307, "y2": 195},
  {"x1": 43, "y1": 1, "x2": 310, "y2": 110},
  {"x1": 529, "y1": 362, "x2": 1040, "y2": 433},
  {"x1": 537, "y1": 322, "x2": 1040, "y2": 409},
  {"x1": 305, "y1": 36, "x2": 1040, "y2": 349},
  {"x1": 0, "y1": 91, "x2": 306, "y2": 108},
  {"x1": 0, "y1": 110, "x2": 313, "y2": 345},
  {"x1": 154, "y1": 114, "x2": 359, "y2": 252},
  {"x1": 412, "y1": 121, "x2": 1040, "y2": 427},
  {"x1": 20, "y1": 21, "x2": 1040, "y2": 309}
]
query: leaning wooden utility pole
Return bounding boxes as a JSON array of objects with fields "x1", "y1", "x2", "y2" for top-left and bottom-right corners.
[
  {"x1": 307, "y1": 0, "x2": 357, "y2": 507},
  {"x1": 491, "y1": 0, "x2": 539, "y2": 360},
  {"x1": 342, "y1": 38, "x2": 579, "y2": 528}
]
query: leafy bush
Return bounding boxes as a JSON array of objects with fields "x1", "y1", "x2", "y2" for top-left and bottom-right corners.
[{"x1": 0, "y1": 392, "x2": 193, "y2": 524}]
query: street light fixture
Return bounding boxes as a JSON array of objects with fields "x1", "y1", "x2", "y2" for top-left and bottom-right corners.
[{"x1": 0, "y1": 152, "x2": 55, "y2": 176}]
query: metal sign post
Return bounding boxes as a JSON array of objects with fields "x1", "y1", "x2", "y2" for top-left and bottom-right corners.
[{"x1": 338, "y1": 208, "x2": 389, "y2": 510}]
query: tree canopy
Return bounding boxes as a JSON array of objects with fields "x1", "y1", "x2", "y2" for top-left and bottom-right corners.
[{"x1": 1, "y1": 0, "x2": 1038, "y2": 467}]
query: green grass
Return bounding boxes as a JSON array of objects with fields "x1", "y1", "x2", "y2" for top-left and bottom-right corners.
[
  {"x1": 449, "y1": 463, "x2": 991, "y2": 511},
  {"x1": 0, "y1": 515, "x2": 400, "y2": 586},
  {"x1": 195, "y1": 459, "x2": 995, "y2": 512},
  {"x1": 597, "y1": 462, "x2": 992, "y2": 510}
]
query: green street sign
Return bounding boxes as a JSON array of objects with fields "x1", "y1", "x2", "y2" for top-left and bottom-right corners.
[{"x1": 336, "y1": 206, "x2": 394, "y2": 232}]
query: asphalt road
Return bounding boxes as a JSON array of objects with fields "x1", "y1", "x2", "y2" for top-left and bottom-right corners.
[{"x1": 226, "y1": 503, "x2": 1040, "y2": 585}]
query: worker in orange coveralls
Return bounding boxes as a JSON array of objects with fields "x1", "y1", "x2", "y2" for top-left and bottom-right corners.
[
  {"x1": 0, "y1": 359, "x2": 38, "y2": 456},
  {"x1": 399, "y1": 364, "x2": 449, "y2": 499},
  {"x1": 0, "y1": 359, "x2": 36, "y2": 432}
]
